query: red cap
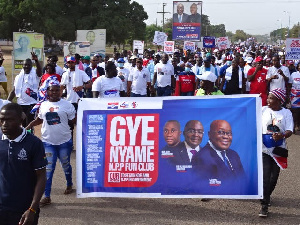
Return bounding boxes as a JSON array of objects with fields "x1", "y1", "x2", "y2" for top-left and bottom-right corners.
[{"x1": 255, "y1": 56, "x2": 263, "y2": 62}]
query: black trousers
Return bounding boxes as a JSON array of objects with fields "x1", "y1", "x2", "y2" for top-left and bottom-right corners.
[
  {"x1": 0, "y1": 208, "x2": 40, "y2": 225},
  {"x1": 20, "y1": 104, "x2": 36, "y2": 128},
  {"x1": 261, "y1": 153, "x2": 280, "y2": 206}
]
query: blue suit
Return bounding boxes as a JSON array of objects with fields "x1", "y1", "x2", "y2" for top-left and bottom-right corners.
[{"x1": 192, "y1": 143, "x2": 245, "y2": 180}]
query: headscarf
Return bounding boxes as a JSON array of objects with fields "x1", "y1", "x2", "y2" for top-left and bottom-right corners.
[
  {"x1": 270, "y1": 88, "x2": 286, "y2": 105},
  {"x1": 30, "y1": 76, "x2": 60, "y2": 114}
]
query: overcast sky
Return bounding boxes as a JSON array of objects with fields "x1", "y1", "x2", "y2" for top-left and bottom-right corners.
[{"x1": 133, "y1": 0, "x2": 300, "y2": 36}]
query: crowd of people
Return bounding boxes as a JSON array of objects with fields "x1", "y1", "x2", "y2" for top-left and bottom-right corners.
[{"x1": 0, "y1": 42, "x2": 297, "y2": 223}]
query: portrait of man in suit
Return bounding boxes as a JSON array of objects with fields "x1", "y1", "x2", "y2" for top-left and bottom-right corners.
[
  {"x1": 173, "y1": 3, "x2": 189, "y2": 23},
  {"x1": 189, "y1": 3, "x2": 201, "y2": 23},
  {"x1": 192, "y1": 120, "x2": 245, "y2": 182}
]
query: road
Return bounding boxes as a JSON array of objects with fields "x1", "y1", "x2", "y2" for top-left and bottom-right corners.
[{"x1": 38, "y1": 131, "x2": 300, "y2": 225}]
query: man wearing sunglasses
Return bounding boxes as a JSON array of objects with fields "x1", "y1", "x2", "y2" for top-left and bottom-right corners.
[{"x1": 192, "y1": 120, "x2": 245, "y2": 189}]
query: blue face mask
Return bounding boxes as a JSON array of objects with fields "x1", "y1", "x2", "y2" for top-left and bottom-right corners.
[
  {"x1": 118, "y1": 63, "x2": 124, "y2": 67},
  {"x1": 226, "y1": 61, "x2": 232, "y2": 66},
  {"x1": 185, "y1": 67, "x2": 191, "y2": 72}
]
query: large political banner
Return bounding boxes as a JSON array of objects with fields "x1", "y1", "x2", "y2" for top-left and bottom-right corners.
[
  {"x1": 76, "y1": 29, "x2": 106, "y2": 58},
  {"x1": 285, "y1": 38, "x2": 300, "y2": 60},
  {"x1": 76, "y1": 96, "x2": 263, "y2": 199},
  {"x1": 13, "y1": 32, "x2": 44, "y2": 69},
  {"x1": 172, "y1": 1, "x2": 202, "y2": 41}
]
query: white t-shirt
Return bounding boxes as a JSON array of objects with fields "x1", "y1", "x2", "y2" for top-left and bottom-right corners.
[
  {"x1": 128, "y1": 67, "x2": 150, "y2": 95},
  {"x1": 117, "y1": 67, "x2": 130, "y2": 91},
  {"x1": 61, "y1": 70, "x2": 90, "y2": 103},
  {"x1": 267, "y1": 66, "x2": 291, "y2": 91},
  {"x1": 38, "y1": 99, "x2": 75, "y2": 145},
  {"x1": 0, "y1": 66, "x2": 7, "y2": 82},
  {"x1": 262, "y1": 106, "x2": 293, "y2": 155},
  {"x1": 154, "y1": 62, "x2": 174, "y2": 87},
  {"x1": 291, "y1": 71, "x2": 300, "y2": 90},
  {"x1": 14, "y1": 71, "x2": 38, "y2": 105},
  {"x1": 92, "y1": 76, "x2": 124, "y2": 98},
  {"x1": 55, "y1": 65, "x2": 64, "y2": 76}
]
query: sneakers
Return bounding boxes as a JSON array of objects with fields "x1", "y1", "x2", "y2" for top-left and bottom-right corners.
[
  {"x1": 259, "y1": 206, "x2": 268, "y2": 217},
  {"x1": 40, "y1": 197, "x2": 51, "y2": 207},
  {"x1": 64, "y1": 186, "x2": 73, "y2": 195}
]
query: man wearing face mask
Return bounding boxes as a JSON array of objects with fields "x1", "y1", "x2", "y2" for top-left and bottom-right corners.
[
  {"x1": 117, "y1": 58, "x2": 130, "y2": 92},
  {"x1": 195, "y1": 56, "x2": 218, "y2": 89},
  {"x1": 174, "y1": 62, "x2": 196, "y2": 96},
  {"x1": 153, "y1": 53, "x2": 175, "y2": 96}
]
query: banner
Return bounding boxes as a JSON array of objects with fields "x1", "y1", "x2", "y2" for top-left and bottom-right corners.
[
  {"x1": 172, "y1": 1, "x2": 202, "y2": 41},
  {"x1": 13, "y1": 32, "x2": 44, "y2": 69},
  {"x1": 184, "y1": 41, "x2": 196, "y2": 52},
  {"x1": 76, "y1": 96, "x2": 263, "y2": 199},
  {"x1": 133, "y1": 40, "x2": 144, "y2": 55},
  {"x1": 216, "y1": 37, "x2": 230, "y2": 50},
  {"x1": 203, "y1": 36, "x2": 216, "y2": 48},
  {"x1": 153, "y1": 31, "x2": 168, "y2": 46},
  {"x1": 63, "y1": 42, "x2": 90, "y2": 57},
  {"x1": 285, "y1": 38, "x2": 300, "y2": 60},
  {"x1": 76, "y1": 29, "x2": 106, "y2": 58},
  {"x1": 164, "y1": 41, "x2": 175, "y2": 54}
]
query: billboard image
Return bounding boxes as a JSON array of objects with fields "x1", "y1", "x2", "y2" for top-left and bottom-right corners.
[
  {"x1": 76, "y1": 96, "x2": 263, "y2": 199},
  {"x1": 172, "y1": 1, "x2": 202, "y2": 41},
  {"x1": 77, "y1": 29, "x2": 106, "y2": 58},
  {"x1": 13, "y1": 32, "x2": 44, "y2": 69},
  {"x1": 63, "y1": 42, "x2": 91, "y2": 57}
]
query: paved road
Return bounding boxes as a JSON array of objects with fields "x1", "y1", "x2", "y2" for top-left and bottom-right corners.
[{"x1": 38, "y1": 132, "x2": 300, "y2": 225}]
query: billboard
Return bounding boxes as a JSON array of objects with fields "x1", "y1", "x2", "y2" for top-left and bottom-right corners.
[
  {"x1": 76, "y1": 96, "x2": 263, "y2": 199},
  {"x1": 172, "y1": 1, "x2": 202, "y2": 41},
  {"x1": 76, "y1": 29, "x2": 106, "y2": 58},
  {"x1": 63, "y1": 42, "x2": 90, "y2": 57},
  {"x1": 13, "y1": 32, "x2": 44, "y2": 69}
]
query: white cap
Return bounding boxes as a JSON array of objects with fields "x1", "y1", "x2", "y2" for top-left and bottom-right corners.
[
  {"x1": 198, "y1": 71, "x2": 217, "y2": 82},
  {"x1": 246, "y1": 57, "x2": 253, "y2": 63}
]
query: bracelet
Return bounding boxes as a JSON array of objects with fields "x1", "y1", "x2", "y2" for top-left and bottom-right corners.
[{"x1": 29, "y1": 207, "x2": 36, "y2": 214}]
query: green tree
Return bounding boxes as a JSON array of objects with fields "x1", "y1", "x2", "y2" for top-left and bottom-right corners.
[
  {"x1": 0, "y1": 0, "x2": 148, "y2": 45},
  {"x1": 233, "y1": 30, "x2": 248, "y2": 42}
]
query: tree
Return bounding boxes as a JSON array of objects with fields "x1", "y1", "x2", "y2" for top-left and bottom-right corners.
[
  {"x1": 233, "y1": 30, "x2": 248, "y2": 42},
  {"x1": 0, "y1": 0, "x2": 148, "y2": 45}
]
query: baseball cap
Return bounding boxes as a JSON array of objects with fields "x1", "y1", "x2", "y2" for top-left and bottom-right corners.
[
  {"x1": 66, "y1": 56, "x2": 75, "y2": 62},
  {"x1": 246, "y1": 57, "x2": 253, "y2": 63},
  {"x1": 117, "y1": 58, "x2": 125, "y2": 63},
  {"x1": 255, "y1": 56, "x2": 263, "y2": 62},
  {"x1": 198, "y1": 71, "x2": 217, "y2": 83},
  {"x1": 82, "y1": 56, "x2": 90, "y2": 60}
]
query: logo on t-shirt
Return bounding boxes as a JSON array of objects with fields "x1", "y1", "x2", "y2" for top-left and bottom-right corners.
[
  {"x1": 46, "y1": 110, "x2": 61, "y2": 125},
  {"x1": 18, "y1": 148, "x2": 28, "y2": 160}
]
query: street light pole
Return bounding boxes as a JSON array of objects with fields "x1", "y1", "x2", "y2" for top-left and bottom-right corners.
[{"x1": 284, "y1": 11, "x2": 291, "y2": 37}]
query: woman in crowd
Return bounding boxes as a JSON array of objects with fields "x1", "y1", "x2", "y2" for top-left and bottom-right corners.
[
  {"x1": 26, "y1": 78, "x2": 76, "y2": 206},
  {"x1": 260, "y1": 88, "x2": 293, "y2": 217},
  {"x1": 290, "y1": 63, "x2": 300, "y2": 132}
]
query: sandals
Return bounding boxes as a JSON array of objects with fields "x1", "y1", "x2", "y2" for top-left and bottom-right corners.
[
  {"x1": 64, "y1": 186, "x2": 73, "y2": 195},
  {"x1": 40, "y1": 197, "x2": 51, "y2": 207}
]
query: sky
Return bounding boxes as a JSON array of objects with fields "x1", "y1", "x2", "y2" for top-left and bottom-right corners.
[{"x1": 133, "y1": 0, "x2": 300, "y2": 36}]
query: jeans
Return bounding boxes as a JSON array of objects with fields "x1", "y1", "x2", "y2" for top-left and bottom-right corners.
[
  {"x1": 130, "y1": 92, "x2": 147, "y2": 97},
  {"x1": 261, "y1": 153, "x2": 280, "y2": 206},
  {"x1": 180, "y1": 91, "x2": 194, "y2": 96},
  {"x1": 0, "y1": 208, "x2": 40, "y2": 225},
  {"x1": 43, "y1": 139, "x2": 73, "y2": 197},
  {"x1": 156, "y1": 86, "x2": 172, "y2": 96}
]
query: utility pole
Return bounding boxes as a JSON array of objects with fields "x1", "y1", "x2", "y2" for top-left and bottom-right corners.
[{"x1": 157, "y1": 3, "x2": 170, "y2": 32}]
